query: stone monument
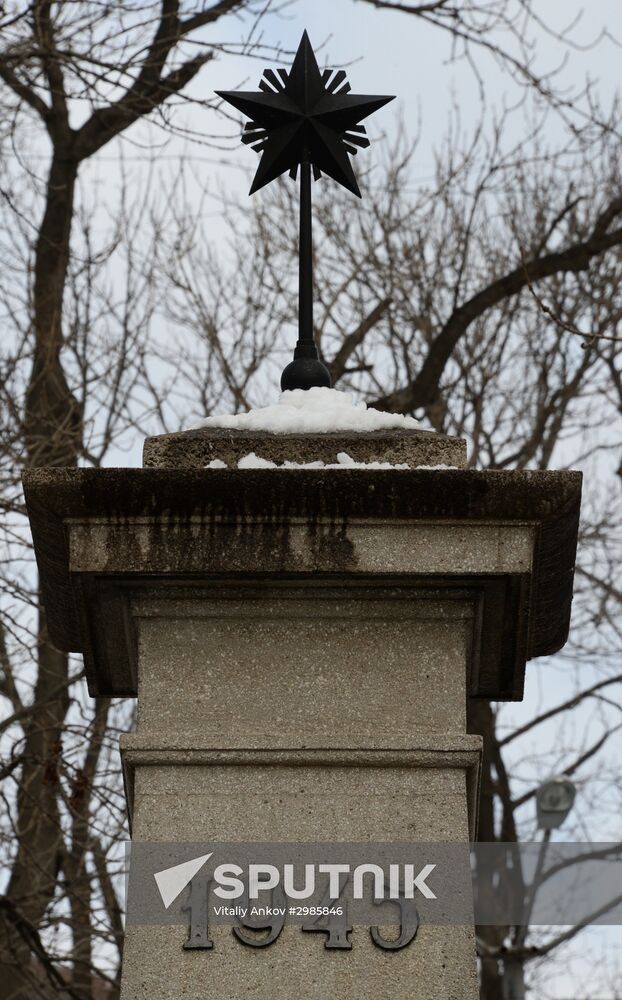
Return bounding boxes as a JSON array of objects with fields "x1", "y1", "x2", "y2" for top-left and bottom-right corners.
[
  {"x1": 23, "y1": 416, "x2": 581, "y2": 998},
  {"x1": 22, "y1": 31, "x2": 582, "y2": 1000}
]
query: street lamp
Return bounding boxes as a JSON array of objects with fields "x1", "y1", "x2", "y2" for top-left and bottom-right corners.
[
  {"x1": 536, "y1": 775, "x2": 577, "y2": 832},
  {"x1": 502, "y1": 776, "x2": 577, "y2": 1000}
]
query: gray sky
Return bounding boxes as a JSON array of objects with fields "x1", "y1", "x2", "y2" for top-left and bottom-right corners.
[
  {"x1": 193, "y1": 0, "x2": 622, "y2": 190},
  {"x1": 90, "y1": 1, "x2": 622, "y2": 219}
]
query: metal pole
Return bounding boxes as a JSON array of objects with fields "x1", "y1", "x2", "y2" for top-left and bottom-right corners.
[
  {"x1": 503, "y1": 828, "x2": 552, "y2": 1000},
  {"x1": 519, "y1": 828, "x2": 551, "y2": 943},
  {"x1": 296, "y1": 158, "x2": 315, "y2": 357},
  {"x1": 280, "y1": 155, "x2": 331, "y2": 389}
]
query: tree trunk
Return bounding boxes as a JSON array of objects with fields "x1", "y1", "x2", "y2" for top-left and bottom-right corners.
[
  {"x1": 25, "y1": 150, "x2": 82, "y2": 467},
  {"x1": 468, "y1": 699, "x2": 509, "y2": 1000},
  {"x1": 0, "y1": 612, "x2": 71, "y2": 998},
  {"x1": 0, "y1": 150, "x2": 82, "y2": 998}
]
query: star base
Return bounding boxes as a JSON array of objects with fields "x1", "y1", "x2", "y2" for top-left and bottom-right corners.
[{"x1": 281, "y1": 356, "x2": 332, "y2": 392}]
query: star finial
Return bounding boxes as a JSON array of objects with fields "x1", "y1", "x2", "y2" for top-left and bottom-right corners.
[
  {"x1": 216, "y1": 33, "x2": 395, "y2": 391},
  {"x1": 216, "y1": 31, "x2": 394, "y2": 198}
]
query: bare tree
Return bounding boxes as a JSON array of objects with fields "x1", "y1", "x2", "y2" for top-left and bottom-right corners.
[
  {"x1": 0, "y1": 3, "x2": 277, "y2": 997},
  {"x1": 356, "y1": 0, "x2": 622, "y2": 137}
]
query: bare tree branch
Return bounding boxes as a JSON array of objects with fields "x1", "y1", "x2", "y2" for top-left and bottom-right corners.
[{"x1": 374, "y1": 202, "x2": 622, "y2": 413}]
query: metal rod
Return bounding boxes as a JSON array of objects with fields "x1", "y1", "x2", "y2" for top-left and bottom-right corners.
[{"x1": 296, "y1": 158, "x2": 316, "y2": 357}]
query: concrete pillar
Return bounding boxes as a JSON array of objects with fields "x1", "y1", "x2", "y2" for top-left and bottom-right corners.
[{"x1": 23, "y1": 426, "x2": 581, "y2": 999}]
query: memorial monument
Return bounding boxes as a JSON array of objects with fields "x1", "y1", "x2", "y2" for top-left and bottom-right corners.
[{"x1": 23, "y1": 31, "x2": 581, "y2": 1000}]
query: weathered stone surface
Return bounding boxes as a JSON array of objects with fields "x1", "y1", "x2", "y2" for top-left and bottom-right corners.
[
  {"x1": 22, "y1": 466, "x2": 582, "y2": 699},
  {"x1": 70, "y1": 522, "x2": 534, "y2": 576},
  {"x1": 122, "y1": 746, "x2": 481, "y2": 840},
  {"x1": 119, "y1": 749, "x2": 481, "y2": 999},
  {"x1": 133, "y1": 598, "x2": 470, "y2": 743},
  {"x1": 20, "y1": 432, "x2": 581, "y2": 1000},
  {"x1": 120, "y1": 924, "x2": 480, "y2": 1000},
  {"x1": 142, "y1": 427, "x2": 468, "y2": 470}
]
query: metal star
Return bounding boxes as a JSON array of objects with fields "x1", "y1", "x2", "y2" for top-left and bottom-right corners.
[
  {"x1": 216, "y1": 31, "x2": 394, "y2": 198},
  {"x1": 216, "y1": 32, "x2": 394, "y2": 392}
]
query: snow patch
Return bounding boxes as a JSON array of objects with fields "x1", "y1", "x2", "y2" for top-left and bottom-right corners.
[
  {"x1": 237, "y1": 453, "x2": 276, "y2": 469},
  {"x1": 229, "y1": 451, "x2": 410, "y2": 470},
  {"x1": 205, "y1": 454, "x2": 459, "y2": 471},
  {"x1": 416, "y1": 464, "x2": 458, "y2": 470},
  {"x1": 191, "y1": 387, "x2": 422, "y2": 434}
]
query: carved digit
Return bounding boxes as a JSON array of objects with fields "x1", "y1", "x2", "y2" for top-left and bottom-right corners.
[
  {"x1": 371, "y1": 896, "x2": 419, "y2": 951},
  {"x1": 302, "y1": 875, "x2": 352, "y2": 950},
  {"x1": 182, "y1": 875, "x2": 214, "y2": 950},
  {"x1": 233, "y1": 885, "x2": 287, "y2": 948}
]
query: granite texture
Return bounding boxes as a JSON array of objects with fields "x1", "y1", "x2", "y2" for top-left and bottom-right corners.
[
  {"x1": 133, "y1": 599, "x2": 470, "y2": 742},
  {"x1": 22, "y1": 466, "x2": 582, "y2": 699},
  {"x1": 70, "y1": 522, "x2": 533, "y2": 576},
  {"x1": 120, "y1": 741, "x2": 483, "y2": 841},
  {"x1": 125, "y1": 757, "x2": 476, "y2": 841},
  {"x1": 142, "y1": 427, "x2": 468, "y2": 470},
  {"x1": 119, "y1": 755, "x2": 480, "y2": 999},
  {"x1": 120, "y1": 923, "x2": 480, "y2": 1000},
  {"x1": 20, "y1": 431, "x2": 582, "y2": 999}
]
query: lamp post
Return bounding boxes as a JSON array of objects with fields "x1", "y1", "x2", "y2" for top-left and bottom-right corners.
[{"x1": 502, "y1": 776, "x2": 577, "y2": 1000}]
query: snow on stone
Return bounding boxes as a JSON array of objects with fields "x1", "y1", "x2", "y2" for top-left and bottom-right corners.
[
  {"x1": 233, "y1": 451, "x2": 410, "y2": 470},
  {"x1": 237, "y1": 453, "x2": 277, "y2": 469},
  {"x1": 205, "y1": 455, "x2": 460, "y2": 470},
  {"x1": 192, "y1": 387, "x2": 422, "y2": 434}
]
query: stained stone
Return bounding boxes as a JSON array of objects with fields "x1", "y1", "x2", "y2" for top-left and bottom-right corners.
[{"x1": 22, "y1": 428, "x2": 581, "y2": 1000}]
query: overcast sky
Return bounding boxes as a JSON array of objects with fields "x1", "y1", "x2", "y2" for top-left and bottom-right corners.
[
  {"x1": 189, "y1": 0, "x2": 622, "y2": 193},
  {"x1": 88, "y1": 1, "x2": 622, "y2": 222}
]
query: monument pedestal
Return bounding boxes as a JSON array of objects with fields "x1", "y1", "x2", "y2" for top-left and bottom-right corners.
[{"x1": 23, "y1": 427, "x2": 581, "y2": 999}]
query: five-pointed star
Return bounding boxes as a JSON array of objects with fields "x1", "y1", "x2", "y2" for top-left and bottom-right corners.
[{"x1": 216, "y1": 31, "x2": 394, "y2": 197}]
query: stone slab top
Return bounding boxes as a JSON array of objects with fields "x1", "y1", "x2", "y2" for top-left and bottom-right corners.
[
  {"x1": 23, "y1": 466, "x2": 581, "y2": 696},
  {"x1": 142, "y1": 427, "x2": 467, "y2": 470}
]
